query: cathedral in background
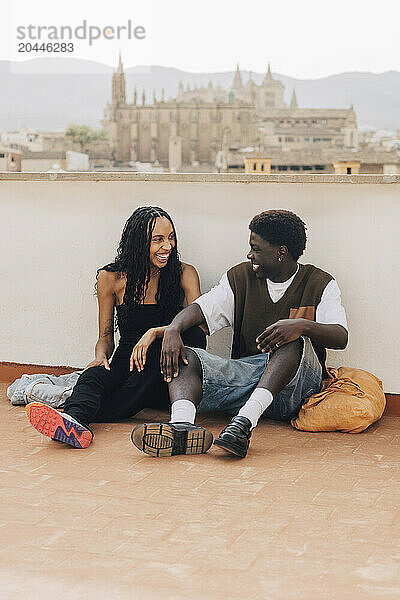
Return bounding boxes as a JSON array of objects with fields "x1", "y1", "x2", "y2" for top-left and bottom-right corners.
[{"x1": 102, "y1": 54, "x2": 358, "y2": 171}]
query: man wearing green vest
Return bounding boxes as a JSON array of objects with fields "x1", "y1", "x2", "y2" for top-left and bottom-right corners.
[{"x1": 131, "y1": 210, "x2": 348, "y2": 458}]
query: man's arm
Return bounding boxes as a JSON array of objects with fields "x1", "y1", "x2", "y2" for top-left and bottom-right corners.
[
  {"x1": 160, "y1": 273, "x2": 234, "y2": 382},
  {"x1": 256, "y1": 319, "x2": 348, "y2": 352},
  {"x1": 256, "y1": 279, "x2": 348, "y2": 352},
  {"x1": 160, "y1": 304, "x2": 207, "y2": 382},
  {"x1": 303, "y1": 320, "x2": 348, "y2": 348}
]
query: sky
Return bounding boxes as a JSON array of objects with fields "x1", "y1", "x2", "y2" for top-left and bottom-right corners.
[{"x1": 2, "y1": 0, "x2": 400, "y2": 78}]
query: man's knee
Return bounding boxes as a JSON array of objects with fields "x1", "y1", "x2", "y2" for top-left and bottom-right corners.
[
  {"x1": 262, "y1": 337, "x2": 303, "y2": 375},
  {"x1": 285, "y1": 337, "x2": 303, "y2": 351},
  {"x1": 276, "y1": 337, "x2": 303, "y2": 359},
  {"x1": 167, "y1": 347, "x2": 202, "y2": 382},
  {"x1": 184, "y1": 347, "x2": 202, "y2": 376}
]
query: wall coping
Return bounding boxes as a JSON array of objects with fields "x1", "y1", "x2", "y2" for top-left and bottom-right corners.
[{"x1": 1, "y1": 171, "x2": 399, "y2": 184}]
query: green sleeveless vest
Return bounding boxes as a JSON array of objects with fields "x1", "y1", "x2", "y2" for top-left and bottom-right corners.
[{"x1": 227, "y1": 262, "x2": 333, "y2": 368}]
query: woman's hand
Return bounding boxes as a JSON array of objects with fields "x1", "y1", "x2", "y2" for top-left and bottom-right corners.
[
  {"x1": 84, "y1": 355, "x2": 111, "y2": 371},
  {"x1": 130, "y1": 328, "x2": 158, "y2": 372}
]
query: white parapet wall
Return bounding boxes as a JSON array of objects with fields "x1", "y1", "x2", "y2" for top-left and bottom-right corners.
[{"x1": 1, "y1": 172, "x2": 399, "y2": 392}]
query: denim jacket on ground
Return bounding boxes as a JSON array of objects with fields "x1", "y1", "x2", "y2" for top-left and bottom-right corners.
[{"x1": 7, "y1": 371, "x2": 83, "y2": 408}]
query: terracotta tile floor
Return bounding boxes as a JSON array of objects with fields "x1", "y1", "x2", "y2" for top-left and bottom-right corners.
[{"x1": 1, "y1": 382, "x2": 400, "y2": 600}]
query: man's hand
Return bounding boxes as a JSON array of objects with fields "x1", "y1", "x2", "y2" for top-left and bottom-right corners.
[
  {"x1": 160, "y1": 327, "x2": 188, "y2": 382},
  {"x1": 130, "y1": 328, "x2": 158, "y2": 372},
  {"x1": 256, "y1": 319, "x2": 305, "y2": 352}
]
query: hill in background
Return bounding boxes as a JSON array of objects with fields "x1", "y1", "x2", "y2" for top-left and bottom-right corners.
[{"x1": 1, "y1": 58, "x2": 399, "y2": 132}]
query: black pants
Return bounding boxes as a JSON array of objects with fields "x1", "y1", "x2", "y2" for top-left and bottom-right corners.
[{"x1": 63, "y1": 327, "x2": 206, "y2": 427}]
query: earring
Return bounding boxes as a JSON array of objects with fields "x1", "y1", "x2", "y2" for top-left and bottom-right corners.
[{"x1": 278, "y1": 257, "x2": 282, "y2": 262}]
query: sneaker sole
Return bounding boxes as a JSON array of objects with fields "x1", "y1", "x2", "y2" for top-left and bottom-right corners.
[
  {"x1": 131, "y1": 423, "x2": 213, "y2": 457},
  {"x1": 25, "y1": 402, "x2": 92, "y2": 449},
  {"x1": 213, "y1": 438, "x2": 247, "y2": 458}
]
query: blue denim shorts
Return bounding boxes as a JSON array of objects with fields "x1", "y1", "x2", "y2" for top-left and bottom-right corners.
[{"x1": 187, "y1": 336, "x2": 323, "y2": 421}]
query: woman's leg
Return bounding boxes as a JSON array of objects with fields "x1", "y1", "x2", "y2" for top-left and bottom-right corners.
[
  {"x1": 181, "y1": 326, "x2": 206, "y2": 350},
  {"x1": 63, "y1": 362, "x2": 129, "y2": 427},
  {"x1": 24, "y1": 364, "x2": 127, "y2": 448},
  {"x1": 65, "y1": 327, "x2": 206, "y2": 426},
  {"x1": 95, "y1": 329, "x2": 206, "y2": 422},
  {"x1": 94, "y1": 340, "x2": 168, "y2": 422}
]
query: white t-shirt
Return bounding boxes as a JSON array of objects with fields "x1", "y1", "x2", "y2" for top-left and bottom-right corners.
[{"x1": 195, "y1": 264, "x2": 348, "y2": 337}]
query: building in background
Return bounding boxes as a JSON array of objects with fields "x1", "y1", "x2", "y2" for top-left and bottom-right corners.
[
  {"x1": 1, "y1": 128, "x2": 112, "y2": 172},
  {"x1": 0, "y1": 146, "x2": 22, "y2": 171},
  {"x1": 243, "y1": 149, "x2": 400, "y2": 175},
  {"x1": 102, "y1": 56, "x2": 359, "y2": 170},
  {"x1": 3, "y1": 57, "x2": 399, "y2": 174},
  {"x1": 1, "y1": 130, "x2": 65, "y2": 153},
  {"x1": 102, "y1": 54, "x2": 255, "y2": 169}
]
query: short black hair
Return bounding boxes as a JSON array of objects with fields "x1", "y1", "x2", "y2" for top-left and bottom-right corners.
[{"x1": 249, "y1": 210, "x2": 307, "y2": 260}]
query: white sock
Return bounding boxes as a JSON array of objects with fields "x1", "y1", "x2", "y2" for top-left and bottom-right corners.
[
  {"x1": 170, "y1": 399, "x2": 196, "y2": 424},
  {"x1": 238, "y1": 388, "x2": 274, "y2": 429}
]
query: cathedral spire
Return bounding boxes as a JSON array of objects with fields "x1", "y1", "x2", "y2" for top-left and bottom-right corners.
[
  {"x1": 233, "y1": 63, "x2": 242, "y2": 89},
  {"x1": 112, "y1": 51, "x2": 126, "y2": 106},
  {"x1": 117, "y1": 50, "x2": 123, "y2": 74},
  {"x1": 265, "y1": 62, "x2": 273, "y2": 81},
  {"x1": 133, "y1": 85, "x2": 137, "y2": 106},
  {"x1": 290, "y1": 88, "x2": 298, "y2": 109},
  {"x1": 142, "y1": 89, "x2": 146, "y2": 106}
]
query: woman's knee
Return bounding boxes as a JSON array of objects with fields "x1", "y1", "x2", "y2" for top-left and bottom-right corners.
[
  {"x1": 78, "y1": 365, "x2": 110, "y2": 384},
  {"x1": 182, "y1": 326, "x2": 206, "y2": 350}
]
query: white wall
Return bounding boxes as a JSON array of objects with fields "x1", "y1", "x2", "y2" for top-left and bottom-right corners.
[{"x1": 1, "y1": 174, "x2": 399, "y2": 391}]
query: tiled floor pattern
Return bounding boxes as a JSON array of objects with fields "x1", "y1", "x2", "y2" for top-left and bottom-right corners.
[{"x1": 1, "y1": 382, "x2": 399, "y2": 600}]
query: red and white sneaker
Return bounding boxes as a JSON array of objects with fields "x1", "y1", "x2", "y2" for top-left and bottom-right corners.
[{"x1": 25, "y1": 402, "x2": 93, "y2": 449}]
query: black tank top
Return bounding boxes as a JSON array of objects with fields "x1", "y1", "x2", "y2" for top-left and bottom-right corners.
[{"x1": 113, "y1": 303, "x2": 182, "y2": 360}]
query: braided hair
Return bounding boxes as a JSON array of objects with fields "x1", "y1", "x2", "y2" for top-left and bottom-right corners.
[{"x1": 97, "y1": 206, "x2": 183, "y2": 331}]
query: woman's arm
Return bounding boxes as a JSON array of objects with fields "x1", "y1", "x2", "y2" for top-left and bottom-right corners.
[
  {"x1": 181, "y1": 263, "x2": 208, "y2": 334},
  {"x1": 85, "y1": 270, "x2": 115, "y2": 370},
  {"x1": 181, "y1": 263, "x2": 202, "y2": 305}
]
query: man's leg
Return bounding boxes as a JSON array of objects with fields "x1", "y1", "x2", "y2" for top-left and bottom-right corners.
[
  {"x1": 239, "y1": 338, "x2": 303, "y2": 425},
  {"x1": 168, "y1": 348, "x2": 203, "y2": 423},
  {"x1": 167, "y1": 327, "x2": 206, "y2": 423},
  {"x1": 214, "y1": 339, "x2": 303, "y2": 457},
  {"x1": 130, "y1": 349, "x2": 213, "y2": 457}
]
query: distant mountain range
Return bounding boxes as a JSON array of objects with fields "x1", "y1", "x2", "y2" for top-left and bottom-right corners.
[{"x1": 1, "y1": 58, "x2": 399, "y2": 132}]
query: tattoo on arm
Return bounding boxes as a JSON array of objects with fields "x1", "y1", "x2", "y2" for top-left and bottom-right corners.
[{"x1": 100, "y1": 321, "x2": 114, "y2": 338}]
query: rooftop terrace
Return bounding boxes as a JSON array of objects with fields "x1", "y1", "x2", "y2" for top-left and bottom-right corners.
[{"x1": 1, "y1": 172, "x2": 399, "y2": 598}]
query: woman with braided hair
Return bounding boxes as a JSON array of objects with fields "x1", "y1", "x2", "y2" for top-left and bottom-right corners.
[{"x1": 25, "y1": 206, "x2": 206, "y2": 449}]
